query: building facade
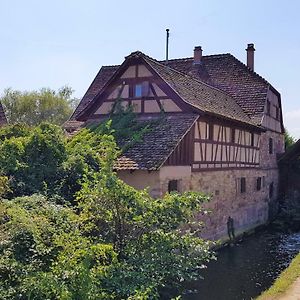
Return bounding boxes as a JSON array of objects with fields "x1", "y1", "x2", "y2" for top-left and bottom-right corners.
[{"x1": 65, "y1": 44, "x2": 284, "y2": 241}]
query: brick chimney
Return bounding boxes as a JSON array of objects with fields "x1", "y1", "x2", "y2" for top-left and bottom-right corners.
[
  {"x1": 246, "y1": 43, "x2": 255, "y2": 71},
  {"x1": 193, "y1": 46, "x2": 203, "y2": 65}
]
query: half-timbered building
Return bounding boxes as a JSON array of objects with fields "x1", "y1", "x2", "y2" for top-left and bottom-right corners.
[{"x1": 65, "y1": 44, "x2": 285, "y2": 240}]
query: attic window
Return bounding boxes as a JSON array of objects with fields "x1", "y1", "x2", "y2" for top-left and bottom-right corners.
[
  {"x1": 134, "y1": 82, "x2": 149, "y2": 98},
  {"x1": 134, "y1": 84, "x2": 142, "y2": 97}
]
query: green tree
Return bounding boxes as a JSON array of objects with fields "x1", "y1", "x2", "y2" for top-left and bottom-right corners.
[
  {"x1": 284, "y1": 128, "x2": 296, "y2": 150},
  {"x1": 0, "y1": 123, "x2": 67, "y2": 197},
  {"x1": 1, "y1": 86, "x2": 78, "y2": 125},
  {"x1": 0, "y1": 132, "x2": 213, "y2": 299}
]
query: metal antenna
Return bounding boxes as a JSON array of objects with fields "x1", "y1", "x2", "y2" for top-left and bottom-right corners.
[{"x1": 166, "y1": 28, "x2": 170, "y2": 65}]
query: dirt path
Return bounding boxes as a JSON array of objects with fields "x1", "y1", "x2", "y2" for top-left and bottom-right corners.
[{"x1": 277, "y1": 277, "x2": 300, "y2": 300}]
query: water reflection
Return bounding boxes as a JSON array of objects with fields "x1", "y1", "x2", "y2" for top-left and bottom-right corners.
[{"x1": 184, "y1": 228, "x2": 300, "y2": 300}]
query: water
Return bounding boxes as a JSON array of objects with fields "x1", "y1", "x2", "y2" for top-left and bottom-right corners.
[{"x1": 183, "y1": 227, "x2": 300, "y2": 300}]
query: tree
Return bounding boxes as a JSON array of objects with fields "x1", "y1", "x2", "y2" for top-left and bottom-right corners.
[
  {"x1": 284, "y1": 128, "x2": 296, "y2": 150},
  {"x1": 0, "y1": 131, "x2": 213, "y2": 299},
  {"x1": 0, "y1": 86, "x2": 78, "y2": 125},
  {"x1": 0, "y1": 123, "x2": 67, "y2": 197}
]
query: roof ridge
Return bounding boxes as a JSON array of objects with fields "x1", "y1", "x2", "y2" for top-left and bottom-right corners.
[
  {"x1": 159, "y1": 53, "x2": 231, "y2": 62},
  {"x1": 102, "y1": 65, "x2": 119, "y2": 69},
  {"x1": 143, "y1": 54, "x2": 255, "y2": 126},
  {"x1": 142, "y1": 53, "x2": 241, "y2": 102}
]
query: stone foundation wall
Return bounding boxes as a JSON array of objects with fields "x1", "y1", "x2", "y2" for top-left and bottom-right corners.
[
  {"x1": 118, "y1": 156, "x2": 281, "y2": 242},
  {"x1": 159, "y1": 167, "x2": 279, "y2": 241}
]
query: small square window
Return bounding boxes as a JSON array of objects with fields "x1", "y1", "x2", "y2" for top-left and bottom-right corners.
[
  {"x1": 168, "y1": 180, "x2": 178, "y2": 193},
  {"x1": 240, "y1": 177, "x2": 246, "y2": 193}
]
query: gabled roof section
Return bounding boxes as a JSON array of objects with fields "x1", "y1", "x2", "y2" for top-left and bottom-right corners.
[
  {"x1": 115, "y1": 114, "x2": 198, "y2": 170},
  {"x1": 163, "y1": 54, "x2": 273, "y2": 123},
  {"x1": 141, "y1": 54, "x2": 255, "y2": 126},
  {"x1": 71, "y1": 50, "x2": 278, "y2": 127}
]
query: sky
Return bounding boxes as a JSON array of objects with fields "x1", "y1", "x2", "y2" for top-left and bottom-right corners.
[{"x1": 0, "y1": 0, "x2": 299, "y2": 137}]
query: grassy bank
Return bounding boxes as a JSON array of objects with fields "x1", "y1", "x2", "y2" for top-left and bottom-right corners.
[{"x1": 256, "y1": 252, "x2": 300, "y2": 299}]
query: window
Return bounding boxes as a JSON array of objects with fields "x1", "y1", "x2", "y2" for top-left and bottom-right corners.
[
  {"x1": 133, "y1": 82, "x2": 149, "y2": 98},
  {"x1": 269, "y1": 138, "x2": 273, "y2": 154},
  {"x1": 256, "y1": 177, "x2": 262, "y2": 191},
  {"x1": 266, "y1": 100, "x2": 271, "y2": 115},
  {"x1": 134, "y1": 84, "x2": 142, "y2": 97},
  {"x1": 269, "y1": 182, "x2": 274, "y2": 199},
  {"x1": 240, "y1": 177, "x2": 246, "y2": 193},
  {"x1": 168, "y1": 180, "x2": 178, "y2": 193}
]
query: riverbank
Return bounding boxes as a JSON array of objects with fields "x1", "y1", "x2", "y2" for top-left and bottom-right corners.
[
  {"x1": 184, "y1": 228, "x2": 300, "y2": 300},
  {"x1": 256, "y1": 252, "x2": 300, "y2": 299}
]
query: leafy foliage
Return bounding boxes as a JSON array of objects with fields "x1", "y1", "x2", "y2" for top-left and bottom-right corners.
[
  {"x1": 0, "y1": 104, "x2": 213, "y2": 299},
  {"x1": 1, "y1": 86, "x2": 78, "y2": 125},
  {"x1": 0, "y1": 123, "x2": 67, "y2": 197},
  {"x1": 284, "y1": 128, "x2": 296, "y2": 150}
]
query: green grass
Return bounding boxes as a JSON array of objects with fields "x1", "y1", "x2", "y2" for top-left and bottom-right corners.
[{"x1": 256, "y1": 252, "x2": 300, "y2": 299}]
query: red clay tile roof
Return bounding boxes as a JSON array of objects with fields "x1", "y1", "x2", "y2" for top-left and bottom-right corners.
[
  {"x1": 72, "y1": 52, "x2": 275, "y2": 126},
  {"x1": 163, "y1": 54, "x2": 271, "y2": 123},
  {"x1": 115, "y1": 114, "x2": 198, "y2": 170},
  {"x1": 142, "y1": 54, "x2": 255, "y2": 126}
]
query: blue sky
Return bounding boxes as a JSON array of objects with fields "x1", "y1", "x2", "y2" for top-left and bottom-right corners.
[{"x1": 0, "y1": 0, "x2": 299, "y2": 137}]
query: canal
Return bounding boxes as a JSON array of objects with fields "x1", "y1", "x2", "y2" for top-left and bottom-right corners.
[{"x1": 183, "y1": 226, "x2": 300, "y2": 300}]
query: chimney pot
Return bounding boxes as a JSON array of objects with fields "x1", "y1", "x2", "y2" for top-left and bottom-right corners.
[
  {"x1": 246, "y1": 43, "x2": 255, "y2": 71},
  {"x1": 194, "y1": 46, "x2": 203, "y2": 65}
]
